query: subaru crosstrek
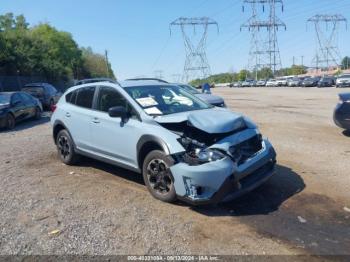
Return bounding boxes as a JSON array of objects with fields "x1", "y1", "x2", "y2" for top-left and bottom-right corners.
[{"x1": 51, "y1": 80, "x2": 276, "y2": 205}]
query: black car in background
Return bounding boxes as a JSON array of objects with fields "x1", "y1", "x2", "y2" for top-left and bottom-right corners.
[
  {"x1": 22, "y1": 83, "x2": 61, "y2": 109},
  {"x1": 318, "y1": 76, "x2": 335, "y2": 88},
  {"x1": 0, "y1": 92, "x2": 42, "y2": 130},
  {"x1": 334, "y1": 93, "x2": 350, "y2": 131},
  {"x1": 302, "y1": 77, "x2": 321, "y2": 87}
]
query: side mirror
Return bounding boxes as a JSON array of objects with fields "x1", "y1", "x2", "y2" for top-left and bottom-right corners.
[{"x1": 108, "y1": 106, "x2": 128, "y2": 122}]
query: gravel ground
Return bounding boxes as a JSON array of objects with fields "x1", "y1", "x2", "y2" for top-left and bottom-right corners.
[{"x1": 0, "y1": 87, "x2": 349, "y2": 256}]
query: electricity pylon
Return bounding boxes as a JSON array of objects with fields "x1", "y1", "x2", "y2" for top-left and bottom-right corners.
[
  {"x1": 170, "y1": 17, "x2": 219, "y2": 83},
  {"x1": 307, "y1": 14, "x2": 347, "y2": 70},
  {"x1": 241, "y1": 0, "x2": 286, "y2": 77}
]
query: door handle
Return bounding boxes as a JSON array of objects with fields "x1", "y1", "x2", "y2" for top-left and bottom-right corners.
[
  {"x1": 92, "y1": 118, "x2": 100, "y2": 124},
  {"x1": 65, "y1": 112, "x2": 71, "y2": 118}
]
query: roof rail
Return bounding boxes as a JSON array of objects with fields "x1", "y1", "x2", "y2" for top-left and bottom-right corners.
[
  {"x1": 75, "y1": 78, "x2": 119, "y2": 86},
  {"x1": 125, "y1": 78, "x2": 169, "y2": 83}
]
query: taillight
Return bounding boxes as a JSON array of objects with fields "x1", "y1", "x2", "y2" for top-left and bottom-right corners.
[{"x1": 51, "y1": 104, "x2": 57, "y2": 112}]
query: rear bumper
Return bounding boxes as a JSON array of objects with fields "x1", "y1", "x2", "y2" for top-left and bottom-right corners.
[{"x1": 171, "y1": 140, "x2": 277, "y2": 205}]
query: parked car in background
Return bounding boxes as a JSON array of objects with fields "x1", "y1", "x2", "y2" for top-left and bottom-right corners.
[
  {"x1": 0, "y1": 92, "x2": 42, "y2": 130},
  {"x1": 302, "y1": 77, "x2": 321, "y2": 87},
  {"x1": 336, "y1": 74, "x2": 350, "y2": 88},
  {"x1": 266, "y1": 79, "x2": 278, "y2": 87},
  {"x1": 276, "y1": 77, "x2": 288, "y2": 86},
  {"x1": 22, "y1": 83, "x2": 61, "y2": 109},
  {"x1": 175, "y1": 84, "x2": 226, "y2": 108},
  {"x1": 51, "y1": 80, "x2": 276, "y2": 205},
  {"x1": 241, "y1": 80, "x2": 255, "y2": 87},
  {"x1": 256, "y1": 80, "x2": 267, "y2": 87},
  {"x1": 318, "y1": 76, "x2": 335, "y2": 88},
  {"x1": 232, "y1": 82, "x2": 242, "y2": 88},
  {"x1": 288, "y1": 77, "x2": 303, "y2": 87},
  {"x1": 334, "y1": 93, "x2": 350, "y2": 131}
]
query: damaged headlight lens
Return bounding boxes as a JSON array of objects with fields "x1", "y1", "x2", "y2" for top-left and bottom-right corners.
[
  {"x1": 196, "y1": 149, "x2": 225, "y2": 162},
  {"x1": 183, "y1": 148, "x2": 225, "y2": 165}
]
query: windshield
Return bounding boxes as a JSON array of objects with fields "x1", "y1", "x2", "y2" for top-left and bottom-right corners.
[
  {"x1": 0, "y1": 94, "x2": 11, "y2": 104},
  {"x1": 179, "y1": 84, "x2": 200, "y2": 95},
  {"x1": 125, "y1": 85, "x2": 213, "y2": 116},
  {"x1": 339, "y1": 75, "x2": 350, "y2": 79}
]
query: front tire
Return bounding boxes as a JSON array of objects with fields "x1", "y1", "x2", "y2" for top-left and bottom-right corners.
[
  {"x1": 142, "y1": 150, "x2": 176, "y2": 203},
  {"x1": 56, "y1": 129, "x2": 79, "y2": 165}
]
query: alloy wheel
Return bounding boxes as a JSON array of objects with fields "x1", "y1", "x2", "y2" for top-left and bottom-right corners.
[
  {"x1": 57, "y1": 135, "x2": 71, "y2": 160},
  {"x1": 146, "y1": 159, "x2": 173, "y2": 195}
]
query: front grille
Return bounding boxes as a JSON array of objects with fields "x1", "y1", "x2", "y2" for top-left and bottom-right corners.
[{"x1": 229, "y1": 135, "x2": 263, "y2": 165}]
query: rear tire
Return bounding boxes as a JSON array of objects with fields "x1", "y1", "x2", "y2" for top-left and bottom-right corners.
[
  {"x1": 56, "y1": 129, "x2": 79, "y2": 165},
  {"x1": 142, "y1": 150, "x2": 176, "y2": 203},
  {"x1": 6, "y1": 114, "x2": 15, "y2": 130}
]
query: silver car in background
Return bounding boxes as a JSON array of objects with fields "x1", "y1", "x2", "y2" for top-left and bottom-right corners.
[{"x1": 175, "y1": 84, "x2": 226, "y2": 108}]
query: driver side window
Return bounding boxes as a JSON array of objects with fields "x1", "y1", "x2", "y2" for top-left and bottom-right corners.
[{"x1": 97, "y1": 86, "x2": 136, "y2": 117}]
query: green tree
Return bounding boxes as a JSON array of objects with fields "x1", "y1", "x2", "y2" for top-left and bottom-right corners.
[
  {"x1": 15, "y1": 15, "x2": 29, "y2": 30},
  {"x1": 0, "y1": 13, "x2": 15, "y2": 31},
  {"x1": 341, "y1": 56, "x2": 350, "y2": 70},
  {"x1": 81, "y1": 47, "x2": 115, "y2": 79},
  {"x1": 257, "y1": 68, "x2": 273, "y2": 80},
  {"x1": 238, "y1": 69, "x2": 251, "y2": 81}
]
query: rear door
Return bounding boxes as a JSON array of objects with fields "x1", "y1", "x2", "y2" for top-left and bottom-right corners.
[
  {"x1": 64, "y1": 86, "x2": 96, "y2": 151},
  {"x1": 10, "y1": 93, "x2": 27, "y2": 121},
  {"x1": 19, "y1": 93, "x2": 36, "y2": 118}
]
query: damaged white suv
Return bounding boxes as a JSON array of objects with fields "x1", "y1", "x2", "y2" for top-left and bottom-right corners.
[{"x1": 51, "y1": 80, "x2": 276, "y2": 205}]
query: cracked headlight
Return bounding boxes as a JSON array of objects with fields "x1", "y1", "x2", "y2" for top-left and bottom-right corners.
[
  {"x1": 183, "y1": 148, "x2": 225, "y2": 165},
  {"x1": 196, "y1": 149, "x2": 225, "y2": 162}
]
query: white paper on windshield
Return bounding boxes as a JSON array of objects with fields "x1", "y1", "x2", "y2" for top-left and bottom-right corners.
[
  {"x1": 144, "y1": 107, "x2": 163, "y2": 115},
  {"x1": 136, "y1": 97, "x2": 158, "y2": 107}
]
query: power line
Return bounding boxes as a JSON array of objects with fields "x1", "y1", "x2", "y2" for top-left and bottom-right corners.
[
  {"x1": 170, "y1": 17, "x2": 219, "y2": 82},
  {"x1": 307, "y1": 14, "x2": 347, "y2": 69},
  {"x1": 241, "y1": 0, "x2": 286, "y2": 76}
]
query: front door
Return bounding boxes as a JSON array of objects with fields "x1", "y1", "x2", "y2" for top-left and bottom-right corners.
[{"x1": 90, "y1": 86, "x2": 143, "y2": 170}]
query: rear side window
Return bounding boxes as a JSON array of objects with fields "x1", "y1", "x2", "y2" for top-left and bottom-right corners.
[{"x1": 75, "y1": 86, "x2": 96, "y2": 109}]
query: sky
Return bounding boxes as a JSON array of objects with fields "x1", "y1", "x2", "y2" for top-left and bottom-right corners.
[{"x1": 1, "y1": 0, "x2": 350, "y2": 81}]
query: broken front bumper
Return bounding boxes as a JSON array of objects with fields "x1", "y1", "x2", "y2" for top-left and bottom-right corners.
[{"x1": 170, "y1": 139, "x2": 276, "y2": 205}]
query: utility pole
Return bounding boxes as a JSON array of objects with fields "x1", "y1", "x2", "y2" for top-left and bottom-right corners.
[
  {"x1": 154, "y1": 70, "x2": 164, "y2": 79},
  {"x1": 292, "y1": 56, "x2": 295, "y2": 66},
  {"x1": 105, "y1": 50, "x2": 110, "y2": 78},
  {"x1": 241, "y1": 0, "x2": 286, "y2": 76},
  {"x1": 170, "y1": 17, "x2": 219, "y2": 83},
  {"x1": 307, "y1": 14, "x2": 347, "y2": 70},
  {"x1": 301, "y1": 55, "x2": 304, "y2": 67}
]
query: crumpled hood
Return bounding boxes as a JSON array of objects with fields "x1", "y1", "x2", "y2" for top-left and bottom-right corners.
[
  {"x1": 195, "y1": 94, "x2": 224, "y2": 105},
  {"x1": 155, "y1": 108, "x2": 246, "y2": 134},
  {"x1": 0, "y1": 103, "x2": 10, "y2": 110}
]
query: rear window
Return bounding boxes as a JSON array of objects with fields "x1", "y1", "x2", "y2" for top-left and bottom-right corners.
[
  {"x1": 75, "y1": 87, "x2": 96, "y2": 109},
  {"x1": 22, "y1": 86, "x2": 45, "y2": 96}
]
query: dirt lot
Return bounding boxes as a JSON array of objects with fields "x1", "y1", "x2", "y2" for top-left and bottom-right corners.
[{"x1": 0, "y1": 87, "x2": 350, "y2": 256}]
